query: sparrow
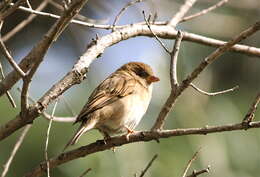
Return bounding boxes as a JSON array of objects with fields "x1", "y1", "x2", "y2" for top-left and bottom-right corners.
[{"x1": 64, "y1": 62, "x2": 159, "y2": 149}]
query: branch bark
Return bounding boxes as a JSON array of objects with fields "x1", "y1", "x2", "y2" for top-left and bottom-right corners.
[
  {"x1": 1, "y1": 23, "x2": 260, "y2": 97},
  {"x1": 24, "y1": 120, "x2": 260, "y2": 177}
]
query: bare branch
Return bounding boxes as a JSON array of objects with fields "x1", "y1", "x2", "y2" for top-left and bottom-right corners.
[
  {"x1": 186, "y1": 166, "x2": 210, "y2": 177},
  {"x1": 0, "y1": 61, "x2": 16, "y2": 108},
  {"x1": 0, "y1": 38, "x2": 26, "y2": 77},
  {"x1": 179, "y1": 21, "x2": 260, "y2": 94},
  {"x1": 45, "y1": 100, "x2": 58, "y2": 177},
  {"x1": 42, "y1": 113, "x2": 76, "y2": 122},
  {"x1": 25, "y1": 0, "x2": 32, "y2": 9},
  {"x1": 48, "y1": 0, "x2": 106, "y2": 24},
  {"x1": 170, "y1": 30, "x2": 183, "y2": 89},
  {"x1": 1, "y1": 23, "x2": 260, "y2": 98},
  {"x1": 0, "y1": 0, "x2": 91, "y2": 100},
  {"x1": 168, "y1": 0, "x2": 197, "y2": 27},
  {"x1": 0, "y1": 0, "x2": 26, "y2": 21},
  {"x1": 151, "y1": 31, "x2": 183, "y2": 131},
  {"x1": 190, "y1": 83, "x2": 239, "y2": 96},
  {"x1": 78, "y1": 168, "x2": 91, "y2": 177},
  {"x1": 1, "y1": 124, "x2": 31, "y2": 177},
  {"x1": 11, "y1": 3, "x2": 114, "y2": 30},
  {"x1": 243, "y1": 92, "x2": 260, "y2": 124},
  {"x1": 152, "y1": 21, "x2": 260, "y2": 131},
  {"x1": 2, "y1": 0, "x2": 49, "y2": 42},
  {"x1": 182, "y1": 149, "x2": 201, "y2": 177},
  {"x1": 112, "y1": 0, "x2": 145, "y2": 29},
  {"x1": 142, "y1": 11, "x2": 170, "y2": 54},
  {"x1": 24, "y1": 120, "x2": 260, "y2": 177},
  {"x1": 139, "y1": 154, "x2": 158, "y2": 177},
  {"x1": 17, "y1": 87, "x2": 76, "y2": 122},
  {"x1": 181, "y1": 0, "x2": 230, "y2": 23}
]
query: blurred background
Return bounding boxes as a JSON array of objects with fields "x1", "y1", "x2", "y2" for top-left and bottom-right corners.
[{"x1": 0, "y1": 0, "x2": 260, "y2": 176}]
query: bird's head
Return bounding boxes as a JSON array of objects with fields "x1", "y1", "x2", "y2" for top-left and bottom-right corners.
[{"x1": 120, "y1": 62, "x2": 160, "y2": 85}]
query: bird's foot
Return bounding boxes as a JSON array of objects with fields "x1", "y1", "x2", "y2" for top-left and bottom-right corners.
[
  {"x1": 103, "y1": 135, "x2": 111, "y2": 145},
  {"x1": 124, "y1": 126, "x2": 136, "y2": 141}
]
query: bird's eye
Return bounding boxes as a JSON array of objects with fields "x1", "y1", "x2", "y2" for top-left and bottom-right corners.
[{"x1": 136, "y1": 69, "x2": 149, "y2": 78}]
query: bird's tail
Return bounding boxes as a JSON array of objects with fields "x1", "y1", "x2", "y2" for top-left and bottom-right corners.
[{"x1": 63, "y1": 122, "x2": 94, "y2": 151}]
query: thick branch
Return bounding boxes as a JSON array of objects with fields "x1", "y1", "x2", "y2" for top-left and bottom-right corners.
[
  {"x1": 1, "y1": 24, "x2": 260, "y2": 97},
  {"x1": 25, "y1": 120, "x2": 260, "y2": 177}
]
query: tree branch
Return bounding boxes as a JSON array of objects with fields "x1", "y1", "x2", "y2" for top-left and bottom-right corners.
[
  {"x1": 243, "y1": 92, "x2": 260, "y2": 124},
  {"x1": 152, "y1": 21, "x2": 260, "y2": 130},
  {"x1": 0, "y1": 37, "x2": 26, "y2": 77},
  {"x1": 1, "y1": 23, "x2": 260, "y2": 97},
  {"x1": 186, "y1": 166, "x2": 210, "y2": 177},
  {"x1": 139, "y1": 154, "x2": 158, "y2": 177},
  {"x1": 2, "y1": 0, "x2": 49, "y2": 42},
  {"x1": 182, "y1": 149, "x2": 201, "y2": 177},
  {"x1": 24, "y1": 120, "x2": 260, "y2": 177},
  {"x1": 190, "y1": 83, "x2": 239, "y2": 96},
  {"x1": 112, "y1": 0, "x2": 145, "y2": 30},
  {"x1": 181, "y1": 0, "x2": 230, "y2": 23},
  {"x1": 0, "y1": 0, "x2": 90, "y2": 98},
  {"x1": 0, "y1": 125, "x2": 31, "y2": 177},
  {"x1": 0, "y1": 0, "x2": 26, "y2": 21},
  {"x1": 168, "y1": 0, "x2": 197, "y2": 27},
  {"x1": 0, "y1": 61, "x2": 16, "y2": 108}
]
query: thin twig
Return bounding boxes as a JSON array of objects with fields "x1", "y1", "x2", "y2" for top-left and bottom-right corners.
[
  {"x1": 182, "y1": 148, "x2": 201, "y2": 177},
  {"x1": 0, "y1": 124, "x2": 31, "y2": 177},
  {"x1": 0, "y1": 0, "x2": 26, "y2": 20},
  {"x1": 168, "y1": 0, "x2": 197, "y2": 27},
  {"x1": 170, "y1": 30, "x2": 183, "y2": 89},
  {"x1": 78, "y1": 168, "x2": 91, "y2": 177},
  {"x1": 181, "y1": 0, "x2": 230, "y2": 23},
  {"x1": 142, "y1": 11, "x2": 170, "y2": 54},
  {"x1": 48, "y1": 0, "x2": 106, "y2": 24},
  {"x1": 45, "y1": 100, "x2": 58, "y2": 177},
  {"x1": 243, "y1": 92, "x2": 260, "y2": 124},
  {"x1": 25, "y1": 0, "x2": 32, "y2": 9},
  {"x1": 42, "y1": 113, "x2": 76, "y2": 122},
  {"x1": 186, "y1": 165, "x2": 210, "y2": 177},
  {"x1": 112, "y1": 0, "x2": 145, "y2": 30},
  {"x1": 190, "y1": 83, "x2": 239, "y2": 96},
  {"x1": 11, "y1": 3, "x2": 114, "y2": 30},
  {"x1": 139, "y1": 154, "x2": 158, "y2": 177},
  {"x1": 0, "y1": 38, "x2": 26, "y2": 77},
  {"x1": 0, "y1": 61, "x2": 16, "y2": 108},
  {"x1": 17, "y1": 87, "x2": 76, "y2": 122},
  {"x1": 3, "y1": 0, "x2": 49, "y2": 42}
]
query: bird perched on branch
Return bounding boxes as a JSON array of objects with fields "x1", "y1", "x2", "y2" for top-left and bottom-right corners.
[{"x1": 64, "y1": 62, "x2": 159, "y2": 149}]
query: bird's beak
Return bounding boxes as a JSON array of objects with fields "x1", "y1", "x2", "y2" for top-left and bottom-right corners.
[{"x1": 147, "y1": 75, "x2": 160, "y2": 83}]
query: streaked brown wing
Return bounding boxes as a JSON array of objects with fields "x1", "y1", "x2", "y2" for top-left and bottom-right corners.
[{"x1": 74, "y1": 72, "x2": 136, "y2": 123}]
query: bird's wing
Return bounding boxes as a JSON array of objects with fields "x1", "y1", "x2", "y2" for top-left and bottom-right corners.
[{"x1": 74, "y1": 73, "x2": 136, "y2": 123}]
